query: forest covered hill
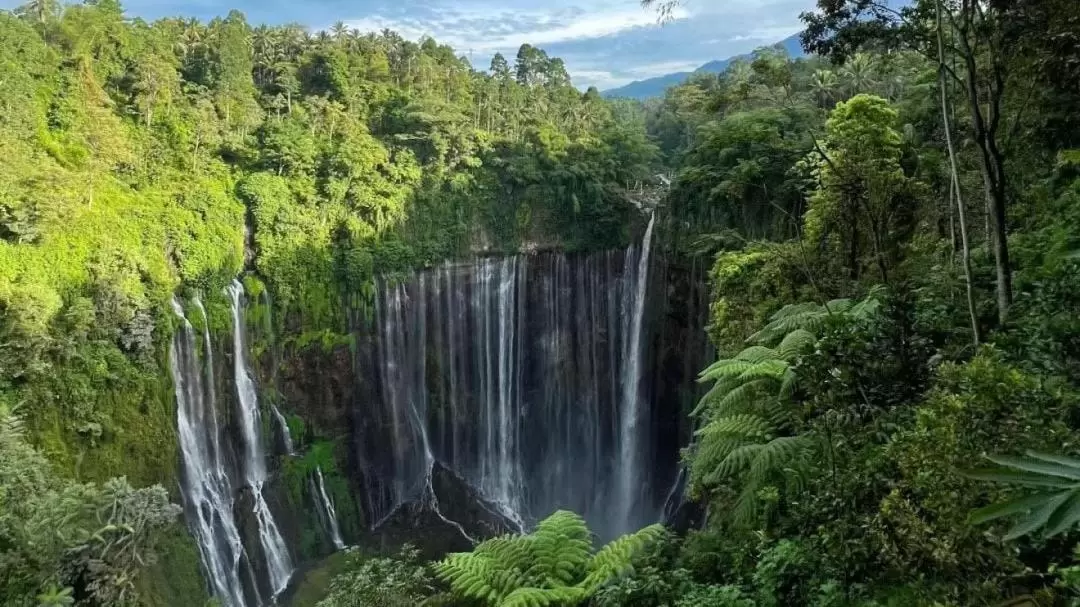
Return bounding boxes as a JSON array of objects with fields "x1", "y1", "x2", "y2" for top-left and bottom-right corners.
[{"x1": 601, "y1": 34, "x2": 804, "y2": 100}]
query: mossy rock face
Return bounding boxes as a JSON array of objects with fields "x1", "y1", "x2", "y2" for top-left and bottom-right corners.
[
  {"x1": 134, "y1": 524, "x2": 211, "y2": 607},
  {"x1": 282, "y1": 551, "x2": 353, "y2": 607},
  {"x1": 24, "y1": 344, "x2": 180, "y2": 489}
]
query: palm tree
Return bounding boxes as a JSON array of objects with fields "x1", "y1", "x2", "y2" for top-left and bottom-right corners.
[
  {"x1": 810, "y1": 69, "x2": 839, "y2": 109},
  {"x1": 841, "y1": 53, "x2": 877, "y2": 97},
  {"x1": 176, "y1": 19, "x2": 204, "y2": 62},
  {"x1": 330, "y1": 20, "x2": 348, "y2": 40}
]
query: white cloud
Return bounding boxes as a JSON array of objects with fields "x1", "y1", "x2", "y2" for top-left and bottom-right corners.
[
  {"x1": 343, "y1": 3, "x2": 685, "y2": 56},
  {"x1": 730, "y1": 25, "x2": 803, "y2": 42}
]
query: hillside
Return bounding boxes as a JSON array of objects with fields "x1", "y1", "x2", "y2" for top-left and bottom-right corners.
[{"x1": 602, "y1": 33, "x2": 804, "y2": 99}]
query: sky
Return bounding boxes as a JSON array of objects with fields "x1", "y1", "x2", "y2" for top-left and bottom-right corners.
[{"x1": 0, "y1": 0, "x2": 818, "y2": 90}]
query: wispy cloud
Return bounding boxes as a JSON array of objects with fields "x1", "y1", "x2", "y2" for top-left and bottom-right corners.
[{"x1": 342, "y1": 3, "x2": 685, "y2": 56}]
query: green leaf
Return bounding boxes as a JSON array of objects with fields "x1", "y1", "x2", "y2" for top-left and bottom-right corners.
[
  {"x1": 1043, "y1": 489, "x2": 1080, "y2": 537},
  {"x1": 985, "y1": 454, "x2": 1080, "y2": 480},
  {"x1": 1004, "y1": 492, "x2": 1070, "y2": 540},
  {"x1": 1024, "y1": 451, "x2": 1080, "y2": 470},
  {"x1": 969, "y1": 492, "x2": 1056, "y2": 525},
  {"x1": 964, "y1": 468, "x2": 1080, "y2": 488}
]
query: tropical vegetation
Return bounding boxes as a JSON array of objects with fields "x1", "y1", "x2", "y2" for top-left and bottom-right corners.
[{"x1": 3, "y1": 0, "x2": 1080, "y2": 604}]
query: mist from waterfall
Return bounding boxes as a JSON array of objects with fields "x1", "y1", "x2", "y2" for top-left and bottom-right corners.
[{"x1": 358, "y1": 225, "x2": 670, "y2": 539}]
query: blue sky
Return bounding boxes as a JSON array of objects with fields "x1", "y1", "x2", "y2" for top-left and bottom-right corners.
[{"x1": 0, "y1": 0, "x2": 817, "y2": 89}]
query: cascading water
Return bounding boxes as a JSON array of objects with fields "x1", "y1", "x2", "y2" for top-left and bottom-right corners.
[
  {"x1": 616, "y1": 213, "x2": 656, "y2": 529},
  {"x1": 357, "y1": 222, "x2": 671, "y2": 539},
  {"x1": 271, "y1": 405, "x2": 295, "y2": 456},
  {"x1": 170, "y1": 298, "x2": 248, "y2": 607},
  {"x1": 313, "y1": 467, "x2": 345, "y2": 550},
  {"x1": 226, "y1": 280, "x2": 294, "y2": 598}
]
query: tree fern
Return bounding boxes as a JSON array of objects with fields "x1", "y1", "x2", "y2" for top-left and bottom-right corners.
[
  {"x1": 434, "y1": 511, "x2": 664, "y2": 606},
  {"x1": 689, "y1": 289, "x2": 881, "y2": 525}
]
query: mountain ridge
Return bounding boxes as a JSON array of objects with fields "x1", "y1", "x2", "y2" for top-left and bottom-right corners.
[{"x1": 601, "y1": 33, "x2": 804, "y2": 100}]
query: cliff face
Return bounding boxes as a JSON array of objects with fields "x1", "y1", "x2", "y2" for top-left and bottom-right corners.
[{"x1": 241, "y1": 249, "x2": 709, "y2": 562}]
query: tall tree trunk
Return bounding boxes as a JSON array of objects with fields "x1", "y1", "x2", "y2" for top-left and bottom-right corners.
[
  {"x1": 936, "y1": 0, "x2": 980, "y2": 345},
  {"x1": 954, "y1": 4, "x2": 1013, "y2": 324}
]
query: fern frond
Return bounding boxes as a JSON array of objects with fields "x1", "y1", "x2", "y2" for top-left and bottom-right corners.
[
  {"x1": 697, "y1": 414, "x2": 772, "y2": 440},
  {"x1": 748, "y1": 435, "x2": 814, "y2": 483},
  {"x1": 712, "y1": 443, "x2": 765, "y2": 480},
  {"x1": 778, "y1": 368, "x2": 798, "y2": 400},
  {"x1": 768, "y1": 302, "x2": 820, "y2": 321},
  {"x1": 736, "y1": 359, "x2": 789, "y2": 382},
  {"x1": 698, "y1": 359, "x2": 754, "y2": 383},
  {"x1": 706, "y1": 378, "x2": 776, "y2": 418},
  {"x1": 693, "y1": 433, "x2": 749, "y2": 477},
  {"x1": 436, "y1": 552, "x2": 501, "y2": 601},
  {"x1": 582, "y1": 524, "x2": 665, "y2": 592},
  {"x1": 735, "y1": 345, "x2": 780, "y2": 363},
  {"x1": 532, "y1": 510, "x2": 590, "y2": 587},
  {"x1": 500, "y1": 586, "x2": 587, "y2": 607},
  {"x1": 776, "y1": 329, "x2": 816, "y2": 360}
]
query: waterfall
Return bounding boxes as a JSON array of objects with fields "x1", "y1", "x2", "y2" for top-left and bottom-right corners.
[
  {"x1": 616, "y1": 213, "x2": 656, "y2": 529},
  {"x1": 360, "y1": 222, "x2": 670, "y2": 539},
  {"x1": 314, "y1": 467, "x2": 345, "y2": 550},
  {"x1": 170, "y1": 298, "x2": 248, "y2": 607},
  {"x1": 271, "y1": 405, "x2": 295, "y2": 456},
  {"x1": 226, "y1": 280, "x2": 294, "y2": 598}
]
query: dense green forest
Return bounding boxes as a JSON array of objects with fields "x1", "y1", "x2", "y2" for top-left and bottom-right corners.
[{"x1": 3, "y1": 0, "x2": 1080, "y2": 604}]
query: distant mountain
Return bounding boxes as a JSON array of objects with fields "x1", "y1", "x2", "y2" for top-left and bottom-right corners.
[{"x1": 602, "y1": 34, "x2": 805, "y2": 100}]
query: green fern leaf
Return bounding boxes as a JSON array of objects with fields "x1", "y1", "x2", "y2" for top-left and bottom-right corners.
[{"x1": 776, "y1": 329, "x2": 815, "y2": 359}]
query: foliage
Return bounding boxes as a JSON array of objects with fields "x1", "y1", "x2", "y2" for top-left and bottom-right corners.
[
  {"x1": 968, "y1": 452, "x2": 1080, "y2": 540},
  {"x1": 0, "y1": 405, "x2": 184, "y2": 606},
  {"x1": 690, "y1": 289, "x2": 882, "y2": 525},
  {"x1": 0, "y1": 2, "x2": 655, "y2": 600},
  {"x1": 434, "y1": 510, "x2": 665, "y2": 606},
  {"x1": 315, "y1": 545, "x2": 435, "y2": 607}
]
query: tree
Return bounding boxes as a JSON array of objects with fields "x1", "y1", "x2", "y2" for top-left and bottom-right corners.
[
  {"x1": 801, "y1": 0, "x2": 1015, "y2": 322},
  {"x1": 435, "y1": 510, "x2": 666, "y2": 607},
  {"x1": 14, "y1": 0, "x2": 59, "y2": 26},
  {"x1": 934, "y1": 0, "x2": 979, "y2": 345},
  {"x1": 805, "y1": 95, "x2": 920, "y2": 282},
  {"x1": 670, "y1": 108, "x2": 812, "y2": 239}
]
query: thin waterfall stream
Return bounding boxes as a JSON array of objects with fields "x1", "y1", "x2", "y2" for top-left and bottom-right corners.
[
  {"x1": 170, "y1": 298, "x2": 248, "y2": 607},
  {"x1": 226, "y1": 281, "x2": 294, "y2": 599},
  {"x1": 616, "y1": 213, "x2": 656, "y2": 528},
  {"x1": 314, "y1": 467, "x2": 345, "y2": 550}
]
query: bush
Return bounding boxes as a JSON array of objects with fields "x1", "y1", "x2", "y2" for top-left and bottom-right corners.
[{"x1": 316, "y1": 545, "x2": 435, "y2": 607}]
